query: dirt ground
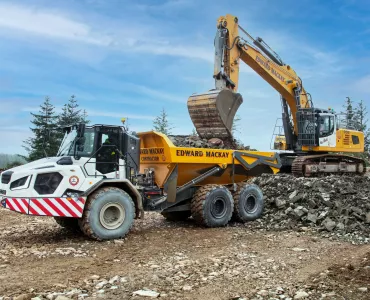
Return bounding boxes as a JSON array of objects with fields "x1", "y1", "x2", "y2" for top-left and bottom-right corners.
[{"x1": 0, "y1": 209, "x2": 369, "y2": 300}]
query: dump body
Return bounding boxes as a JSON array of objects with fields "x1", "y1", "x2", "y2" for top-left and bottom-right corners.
[{"x1": 138, "y1": 131, "x2": 281, "y2": 189}]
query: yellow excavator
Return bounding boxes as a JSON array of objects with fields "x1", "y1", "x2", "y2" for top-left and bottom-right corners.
[{"x1": 187, "y1": 14, "x2": 365, "y2": 177}]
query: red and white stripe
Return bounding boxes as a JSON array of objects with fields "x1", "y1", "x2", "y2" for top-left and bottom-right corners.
[
  {"x1": 5, "y1": 198, "x2": 29, "y2": 214},
  {"x1": 4, "y1": 197, "x2": 86, "y2": 218}
]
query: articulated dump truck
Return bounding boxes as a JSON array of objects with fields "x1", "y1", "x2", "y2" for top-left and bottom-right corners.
[{"x1": 0, "y1": 124, "x2": 280, "y2": 240}]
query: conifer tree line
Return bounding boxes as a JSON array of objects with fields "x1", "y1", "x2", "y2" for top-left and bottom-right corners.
[
  {"x1": 23, "y1": 95, "x2": 90, "y2": 162},
  {"x1": 342, "y1": 97, "x2": 370, "y2": 153}
]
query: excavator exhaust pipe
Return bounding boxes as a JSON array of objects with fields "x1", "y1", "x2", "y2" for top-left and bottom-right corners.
[{"x1": 187, "y1": 89, "x2": 243, "y2": 139}]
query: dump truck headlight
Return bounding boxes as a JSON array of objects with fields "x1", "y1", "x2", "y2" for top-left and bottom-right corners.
[
  {"x1": 1, "y1": 171, "x2": 13, "y2": 184},
  {"x1": 34, "y1": 172, "x2": 63, "y2": 195}
]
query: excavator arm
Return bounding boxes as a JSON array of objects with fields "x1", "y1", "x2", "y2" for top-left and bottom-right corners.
[
  {"x1": 188, "y1": 14, "x2": 311, "y2": 144},
  {"x1": 188, "y1": 14, "x2": 366, "y2": 177}
]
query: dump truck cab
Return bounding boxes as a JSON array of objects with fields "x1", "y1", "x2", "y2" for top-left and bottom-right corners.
[
  {"x1": 0, "y1": 124, "x2": 141, "y2": 199},
  {"x1": 57, "y1": 124, "x2": 140, "y2": 181}
]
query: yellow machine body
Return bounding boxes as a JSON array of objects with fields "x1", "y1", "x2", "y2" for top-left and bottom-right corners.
[
  {"x1": 138, "y1": 131, "x2": 280, "y2": 189},
  {"x1": 301, "y1": 129, "x2": 364, "y2": 152}
]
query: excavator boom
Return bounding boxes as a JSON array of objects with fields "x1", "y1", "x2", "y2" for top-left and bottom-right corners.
[{"x1": 188, "y1": 14, "x2": 310, "y2": 141}]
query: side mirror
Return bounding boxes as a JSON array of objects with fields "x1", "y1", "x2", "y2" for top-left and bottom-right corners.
[{"x1": 77, "y1": 123, "x2": 85, "y2": 138}]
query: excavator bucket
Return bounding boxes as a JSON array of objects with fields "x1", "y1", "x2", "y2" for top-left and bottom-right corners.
[{"x1": 187, "y1": 89, "x2": 243, "y2": 139}]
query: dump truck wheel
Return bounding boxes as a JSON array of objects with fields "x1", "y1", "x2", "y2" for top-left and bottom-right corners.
[
  {"x1": 232, "y1": 183, "x2": 264, "y2": 222},
  {"x1": 79, "y1": 187, "x2": 135, "y2": 241},
  {"x1": 191, "y1": 185, "x2": 234, "y2": 227},
  {"x1": 54, "y1": 217, "x2": 80, "y2": 232},
  {"x1": 161, "y1": 210, "x2": 191, "y2": 222}
]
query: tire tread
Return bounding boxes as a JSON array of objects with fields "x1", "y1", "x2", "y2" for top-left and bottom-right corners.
[
  {"x1": 79, "y1": 186, "x2": 135, "y2": 241},
  {"x1": 232, "y1": 183, "x2": 264, "y2": 222},
  {"x1": 191, "y1": 184, "x2": 233, "y2": 227}
]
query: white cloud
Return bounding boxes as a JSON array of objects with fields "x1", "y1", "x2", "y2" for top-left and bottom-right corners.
[
  {"x1": 0, "y1": 3, "x2": 111, "y2": 45},
  {"x1": 127, "y1": 83, "x2": 187, "y2": 103},
  {"x1": 0, "y1": 101, "x2": 35, "y2": 114},
  {"x1": 182, "y1": 76, "x2": 213, "y2": 85},
  {"x1": 136, "y1": 0, "x2": 194, "y2": 12},
  {"x1": 0, "y1": 2, "x2": 212, "y2": 63},
  {"x1": 21, "y1": 106, "x2": 39, "y2": 113},
  {"x1": 87, "y1": 109, "x2": 155, "y2": 120},
  {"x1": 353, "y1": 75, "x2": 370, "y2": 94},
  {"x1": 132, "y1": 44, "x2": 213, "y2": 62}
]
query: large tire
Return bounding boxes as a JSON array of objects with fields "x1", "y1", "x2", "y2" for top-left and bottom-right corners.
[
  {"x1": 79, "y1": 187, "x2": 135, "y2": 241},
  {"x1": 232, "y1": 183, "x2": 264, "y2": 222},
  {"x1": 54, "y1": 217, "x2": 80, "y2": 232},
  {"x1": 191, "y1": 185, "x2": 234, "y2": 227},
  {"x1": 161, "y1": 210, "x2": 191, "y2": 222}
]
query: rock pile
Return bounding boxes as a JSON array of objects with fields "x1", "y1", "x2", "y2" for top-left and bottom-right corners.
[
  {"x1": 168, "y1": 135, "x2": 250, "y2": 150},
  {"x1": 250, "y1": 174, "x2": 370, "y2": 238}
]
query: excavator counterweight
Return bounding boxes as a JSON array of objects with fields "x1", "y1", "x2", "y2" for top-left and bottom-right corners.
[{"x1": 187, "y1": 89, "x2": 243, "y2": 139}]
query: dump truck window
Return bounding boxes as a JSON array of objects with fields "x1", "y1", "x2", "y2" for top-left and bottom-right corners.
[
  {"x1": 63, "y1": 128, "x2": 95, "y2": 157},
  {"x1": 96, "y1": 132, "x2": 120, "y2": 174}
]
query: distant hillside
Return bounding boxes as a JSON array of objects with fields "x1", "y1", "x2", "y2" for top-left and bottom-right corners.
[{"x1": 0, "y1": 154, "x2": 27, "y2": 169}]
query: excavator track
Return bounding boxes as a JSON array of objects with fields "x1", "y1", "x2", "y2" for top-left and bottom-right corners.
[
  {"x1": 291, "y1": 154, "x2": 366, "y2": 177},
  {"x1": 187, "y1": 89, "x2": 243, "y2": 140},
  {"x1": 291, "y1": 156, "x2": 306, "y2": 177}
]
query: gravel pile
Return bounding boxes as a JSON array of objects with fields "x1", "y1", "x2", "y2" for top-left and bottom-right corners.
[{"x1": 250, "y1": 174, "x2": 370, "y2": 240}]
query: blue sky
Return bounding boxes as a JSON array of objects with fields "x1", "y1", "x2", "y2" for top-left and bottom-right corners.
[{"x1": 0, "y1": 0, "x2": 369, "y2": 154}]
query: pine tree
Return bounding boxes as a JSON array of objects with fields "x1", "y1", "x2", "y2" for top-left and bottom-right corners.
[
  {"x1": 153, "y1": 108, "x2": 174, "y2": 135},
  {"x1": 232, "y1": 115, "x2": 245, "y2": 149},
  {"x1": 232, "y1": 115, "x2": 241, "y2": 135},
  {"x1": 58, "y1": 95, "x2": 83, "y2": 127},
  {"x1": 23, "y1": 97, "x2": 59, "y2": 161},
  {"x1": 355, "y1": 100, "x2": 370, "y2": 152},
  {"x1": 342, "y1": 97, "x2": 355, "y2": 129},
  {"x1": 56, "y1": 95, "x2": 89, "y2": 143},
  {"x1": 80, "y1": 109, "x2": 90, "y2": 124},
  {"x1": 355, "y1": 100, "x2": 368, "y2": 131}
]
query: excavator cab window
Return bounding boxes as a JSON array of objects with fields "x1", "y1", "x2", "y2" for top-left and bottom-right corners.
[{"x1": 318, "y1": 115, "x2": 335, "y2": 138}]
